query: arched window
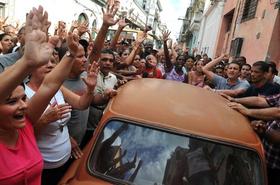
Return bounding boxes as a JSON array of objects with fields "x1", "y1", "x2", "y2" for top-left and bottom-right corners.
[
  {"x1": 91, "y1": 19, "x2": 97, "y2": 38},
  {"x1": 92, "y1": 19, "x2": 97, "y2": 29},
  {"x1": 78, "y1": 13, "x2": 88, "y2": 23}
]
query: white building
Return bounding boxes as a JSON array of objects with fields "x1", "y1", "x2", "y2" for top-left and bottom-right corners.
[
  {"x1": 196, "y1": 0, "x2": 225, "y2": 58},
  {"x1": 0, "y1": 0, "x2": 104, "y2": 37},
  {"x1": 1, "y1": 0, "x2": 163, "y2": 47}
]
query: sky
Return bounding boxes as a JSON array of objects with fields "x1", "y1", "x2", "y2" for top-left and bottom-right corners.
[{"x1": 160, "y1": 0, "x2": 191, "y2": 40}]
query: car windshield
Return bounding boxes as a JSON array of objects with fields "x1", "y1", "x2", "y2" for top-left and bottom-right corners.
[{"x1": 89, "y1": 120, "x2": 265, "y2": 185}]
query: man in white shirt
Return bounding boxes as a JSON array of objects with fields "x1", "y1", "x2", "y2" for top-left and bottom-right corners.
[{"x1": 85, "y1": 49, "x2": 118, "y2": 145}]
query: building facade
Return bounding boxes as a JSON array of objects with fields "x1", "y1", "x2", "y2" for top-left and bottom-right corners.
[
  {"x1": 179, "y1": 0, "x2": 205, "y2": 52},
  {"x1": 196, "y1": 0, "x2": 225, "y2": 58},
  {"x1": 180, "y1": 0, "x2": 280, "y2": 66},
  {"x1": 215, "y1": 0, "x2": 280, "y2": 65},
  {"x1": 0, "y1": 0, "x2": 163, "y2": 46}
]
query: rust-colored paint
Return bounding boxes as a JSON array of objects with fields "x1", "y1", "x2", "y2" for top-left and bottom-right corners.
[{"x1": 59, "y1": 79, "x2": 267, "y2": 185}]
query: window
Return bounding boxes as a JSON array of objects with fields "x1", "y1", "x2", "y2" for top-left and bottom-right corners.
[
  {"x1": 78, "y1": 13, "x2": 88, "y2": 24},
  {"x1": 89, "y1": 120, "x2": 264, "y2": 185},
  {"x1": 0, "y1": 3, "x2": 5, "y2": 18},
  {"x1": 230, "y1": 38, "x2": 244, "y2": 57},
  {"x1": 242, "y1": 0, "x2": 258, "y2": 22}
]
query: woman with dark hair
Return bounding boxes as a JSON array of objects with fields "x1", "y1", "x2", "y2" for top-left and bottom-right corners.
[
  {"x1": 162, "y1": 30, "x2": 187, "y2": 82},
  {"x1": 0, "y1": 6, "x2": 64, "y2": 185},
  {"x1": 164, "y1": 54, "x2": 188, "y2": 83},
  {"x1": 0, "y1": 6, "x2": 98, "y2": 185},
  {"x1": 188, "y1": 59, "x2": 206, "y2": 87}
]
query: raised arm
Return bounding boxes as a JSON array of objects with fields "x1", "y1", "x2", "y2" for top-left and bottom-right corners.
[
  {"x1": 61, "y1": 62, "x2": 99, "y2": 109},
  {"x1": 162, "y1": 30, "x2": 172, "y2": 72},
  {"x1": 0, "y1": 6, "x2": 52, "y2": 103},
  {"x1": 202, "y1": 55, "x2": 225, "y2": 80},
  {"x1": 122, "y1": 32, "x2": 147, "y2": 66},
  {"x1": 69, "y1": 20, "x2": 79, "y2": 33},
  {"x1": 88, "y1": 3, "x2": 119, "y2": 63},
  {"x1": 110, "y1": 18, "x2": 128, "y2": 50},
  {"x1": 27, "y1": 32, "x2": 80, "y2": 124}
]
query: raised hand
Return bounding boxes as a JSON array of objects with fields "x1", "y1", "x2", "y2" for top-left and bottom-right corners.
[
  {"x1": 82, "y1": 61, "x2": 99, "y2": 92},
  {"x1": 0, "y1": 16, "x2": 8, "y2": 30},
  {"x1": 102, "y1": 3, "x2": 119, "y2": 27},
  {"x1": 173, "y1": 42, "x2": 178, "y2": 50},
  {"x1": 144, "y1": 25, "x2": 152, "y2": 33},
  {"x1": 66, "y1": 32, "x2": 80, "y2": 57},
  {"x1": 161, "y1": 30, "x2": 171, "y2": 42},
  {"x1": 118, "y1": 18, "x2": 129, "y2": 29},
  {"x1": 57, "y1": 28, "x2": 67, "y2": 40},
  {"x1": 23, "y1": 6, "x2": 54, "y2": 68},
  {"x1": 71, "y1": 20, "x2": 79, "y2": 30},
  {"x1": 135, "y1": 32, "x2": 147, "y2": 47}
]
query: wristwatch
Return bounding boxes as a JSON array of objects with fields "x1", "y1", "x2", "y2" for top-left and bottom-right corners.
[{"x1": 65, "y1": 51, "x2": 75, "y2": 58}]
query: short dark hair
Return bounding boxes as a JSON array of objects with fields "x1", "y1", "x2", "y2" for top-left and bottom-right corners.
[
  {"x1": 0, "y1": 33, "x2": 11, "y2": 41},
  {"x1": 176, "y1": 54, "x2": 186, "y2": 61},
  {"x1": 237, "y1": 56, "x2": 246, "y2": 62},
  {"x1": 233, "y1": 56, "x2": 247, "y2": 66},
  {"x1": 100, "y1": 48, "x2": 115, "y2": 61},
  {"x1": 241, "y1": 63, "x2": 251, "y2": 70},
  {"x1": 215, "y1": 65, "x2": 224, "y2": 70},
  {"x1": 229, "y1": 61, "x2": 242, "y2": 71},
  {"x1": 79, "y1": 39, "x2": 89, "y2": 54},
  {"x1": 267, "y1": 61, "x2": 278, "y2": 75},
  {"x1": 186, "y1": 56, "x2": 195, "y2": 61},
  {"x1": 252, "y1": 61, "x2": 269, "y2": 73}
]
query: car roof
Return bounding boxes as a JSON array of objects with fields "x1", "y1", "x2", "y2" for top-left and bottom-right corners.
[{"x1": 106, "y1": 78, "x2": 262, "y2": 151}]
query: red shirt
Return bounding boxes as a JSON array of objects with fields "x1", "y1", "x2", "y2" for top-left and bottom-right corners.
[
  {"x1": 145, "y1": 68, "x2": 162, "y2": 79},
  {"x1": 0, "y1": 118, "x2": 43, "y2": 185}
]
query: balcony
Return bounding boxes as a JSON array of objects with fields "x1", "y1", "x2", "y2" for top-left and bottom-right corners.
[{"x1": 189, "y1": 11, "x2": 203, "y2": 31}]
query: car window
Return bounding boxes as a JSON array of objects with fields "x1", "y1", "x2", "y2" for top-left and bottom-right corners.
[{"x1": 89, "y1": 120, "x2": 265, "y2": 185}]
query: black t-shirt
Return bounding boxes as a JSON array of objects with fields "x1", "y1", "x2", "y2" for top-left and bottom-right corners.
[{"x1": 240, "y1": 82, "x2": 280, "y2": 97}]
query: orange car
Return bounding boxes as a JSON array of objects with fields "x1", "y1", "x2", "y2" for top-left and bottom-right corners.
[{"x1": 59, "y1": 79, "x2": 267, "y2": 185}]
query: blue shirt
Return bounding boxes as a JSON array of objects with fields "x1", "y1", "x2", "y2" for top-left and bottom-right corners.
[{"x1": 212, "y1": 74, "x2": 250, "y2": 90}]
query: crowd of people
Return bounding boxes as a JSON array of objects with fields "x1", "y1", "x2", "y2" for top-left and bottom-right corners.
[{"x1": 0, "y1": 1, "x2": 279, "y2": 185}]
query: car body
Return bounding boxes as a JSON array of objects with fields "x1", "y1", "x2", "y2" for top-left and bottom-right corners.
[{"x1": 59, "y1": 78, "x2": 267, "y2": 185}]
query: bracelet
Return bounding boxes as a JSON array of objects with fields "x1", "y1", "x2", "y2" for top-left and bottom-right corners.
[{"x1": 65, "y1": 51, "x2": 75, "y2": 58}]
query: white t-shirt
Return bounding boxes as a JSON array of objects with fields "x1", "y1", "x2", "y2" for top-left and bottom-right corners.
[
  {"x1": 94, "y1": 72, "x2": 118, "y2": 95},
  {"x1": 25, "y1": 85, "x2": 71, "y2": 169}
]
